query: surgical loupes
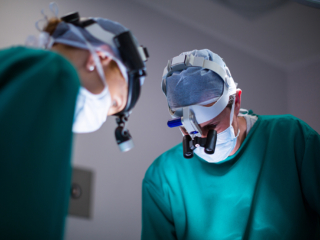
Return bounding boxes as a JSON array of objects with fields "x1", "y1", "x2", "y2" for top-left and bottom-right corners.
[
  {"x1": 167, "y1": 108, "x2": 217, "y2": 159},
  {"x1": 115, "y1": 113, "x2": 134, "y2": 152}
]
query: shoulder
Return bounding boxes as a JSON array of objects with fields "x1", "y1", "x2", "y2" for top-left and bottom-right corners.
[
  {"x1": 0, "y1": 46, "x2": 79, "y2": 88},
  {"x1": 257, "y1": 114, "x2": 317, "y2": 139},
  {"x1": 144, "y1": 143, "x2": 184, "y2": 183},
  {"x1": 259, "y1": 114, "x2": 309, "y2": 127},
  {"x1": 1, "y1": 46, "x2": 67, "y2": 63},
  {"x1": 0, "y1": 46, "x2": 78, "y2": 77}
]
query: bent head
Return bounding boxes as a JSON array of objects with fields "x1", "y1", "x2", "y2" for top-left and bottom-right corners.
[
  {"x1": 164, "y1": 49, "x2": 239, "y2": 136},
  {"x1": 164, "y1": 49, "x2": 246, "y2": 160},
  {"x1": 34, "y1": 9, "x2": 148, "y2": 151},
  {"x1": 44, "y1": 18, "x2": 127, "y2": 116}
]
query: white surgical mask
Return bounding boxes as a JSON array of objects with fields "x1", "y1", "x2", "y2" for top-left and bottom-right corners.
[
  {"x1": 72, "y1": 86, "x2": 112, "y2": 133},
  {"x1": 194, "y1": 100, "x2": 239, "y2": 163}
]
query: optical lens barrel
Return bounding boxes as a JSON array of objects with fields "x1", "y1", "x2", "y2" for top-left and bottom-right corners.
[
  {"x1": 204, "y1": 129, "x2": 217, "y2": 154},
  {"x1": 183, "y1": 135, "x2": 193, "y2": 158}
]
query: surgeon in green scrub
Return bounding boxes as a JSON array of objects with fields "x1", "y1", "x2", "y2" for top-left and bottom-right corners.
[
  {"x1": 0, "y1": 7, "x2": 147, "y2": 240},
  {"x1": 141, "y1": 49, "x2": 320, "y2": 240}
]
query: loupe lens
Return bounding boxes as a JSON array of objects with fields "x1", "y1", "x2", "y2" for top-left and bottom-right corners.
[
  {"x1": 204, "y1": 129, "x2": 217, "y2": 155},
  {"x1": 183, "y1": 135, "x2": 193, "y2": 159},
  {"x1": 115, "y1": 126, "x2": 134, "y2": 152}
]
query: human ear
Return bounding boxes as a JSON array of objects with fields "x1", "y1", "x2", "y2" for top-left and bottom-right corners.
[
  {"x1": 85, "y1": 52, "x2": 112, "y2": 72},
  {"x1": 234, "y1": 89, "x2": 242, "y2": 116},
  {"x1": 97, "y1": 52, "x2": 112, "y2": 67}
]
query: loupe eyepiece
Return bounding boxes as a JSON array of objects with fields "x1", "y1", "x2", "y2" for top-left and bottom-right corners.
[
  {"x1": 115, "y1": 126, "x2": 134, "y2": 152},
  {"x1": 204, "y1": 129, "x2": 217, "y2": 154},
  {"x1": 115, "y1": 114, "x2": 134, "y2": 152},
  {"x1": 183, "y1": 135, "x2": 194, "y2": 159}
]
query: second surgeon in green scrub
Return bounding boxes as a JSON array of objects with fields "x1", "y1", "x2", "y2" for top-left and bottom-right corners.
[
  {"x1": 141, "y1": 49, "x2": 320, "y2": 240},
  {"x1": 0, "y1": 7, "x2": 148, "y2": 239}
]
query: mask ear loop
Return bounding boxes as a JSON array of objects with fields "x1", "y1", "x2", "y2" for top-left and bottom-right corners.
[
  {"x1": 67, "y1": 24, "x2": 108, "y2": 89},
  {"x1": 230, "y1": 96, "x2": 235, "y2": 126},
  {"x1": 229, "y1": 94, "x2": 240, "y2": 137},
  {"x1": 95, "y1": 44, "x2": 128, "y2": 84}
]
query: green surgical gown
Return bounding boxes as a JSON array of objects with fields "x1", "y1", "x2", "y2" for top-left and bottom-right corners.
[
  {"x1": 142, "y1": 114, "x2": 320, "y2": 240},
  {"x1": 0, "y1": 47, "x2": 80, "y2": 239}
]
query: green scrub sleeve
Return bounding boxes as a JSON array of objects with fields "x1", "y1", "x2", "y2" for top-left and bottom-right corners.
[
  {"x1": 0, "y1": 47, "x2": 80, "y2": 239},
  {"x1": 142, "y1": 179, "x2": 177, "y2": 240},
  {"x1": 300, "y1": 129, "x2": 320, "y2": 217}
]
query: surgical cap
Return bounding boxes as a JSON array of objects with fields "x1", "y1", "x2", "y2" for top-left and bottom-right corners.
[
  {"x1": 165, "y1": 49, "x2": 237, "y2": 110},
  {"x1": 52, "y1": 18, "x2": 128, "y2": 62}
]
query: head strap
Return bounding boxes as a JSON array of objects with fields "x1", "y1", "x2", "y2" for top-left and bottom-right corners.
[
  {"x1": 162, "y1": 54, "x2": 232, "y2": 124},
  {"x1": 162, "y1": 55, "x2": 231, "y2": 96}
]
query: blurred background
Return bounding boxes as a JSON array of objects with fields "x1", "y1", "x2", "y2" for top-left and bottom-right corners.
[{"x1": 0, "y1": 0, "x2": 319, "y2": 239}]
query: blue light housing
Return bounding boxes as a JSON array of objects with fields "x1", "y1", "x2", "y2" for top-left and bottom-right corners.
[{"x1": 167, "y1": 118, "x2": 183, "y2": 128}]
